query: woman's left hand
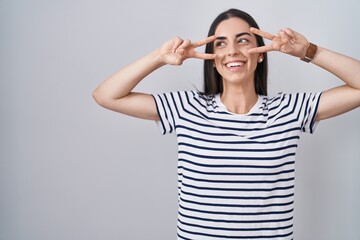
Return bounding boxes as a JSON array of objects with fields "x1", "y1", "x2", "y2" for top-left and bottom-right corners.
[{"x1": 248, "y1": 27, "x2": 309, "y2": 58}]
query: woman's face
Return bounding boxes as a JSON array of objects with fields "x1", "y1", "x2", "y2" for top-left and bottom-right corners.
[{"x1": 213, "y1": 17, "x2": 263, "y2": 87}]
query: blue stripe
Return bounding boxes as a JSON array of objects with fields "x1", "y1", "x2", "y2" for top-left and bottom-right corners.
[
  {"x1": 301, "y1": 93, "x2": 312, "y2": 131},
  {"x1": 182, "y1": 174, "x2": 295, "y2": 184},
  {"x1": 153, "y1": 95, "x2": 169, "y2": 134},
  {"x1": 178, "y1": 211, "x2": 293, "y2": 224},
  {"x1": 248, "y1": 127, "x2": 301, "y2": 140},
  {"x1": 181, "y1": 189, "x2": 294, "y2": 200},
  {"x1": 178, "y1": 142, "x2": 298, "y2": 153},
  {"x1": 178, "y1": 227, "x2": 293, "y2": 239},
  {"x1": 309, "y1": 93, "x2": 322, "y2": 133},
  {"x1": 178, "y1": 219, "x2": 293, "y2": 232},
  {"x1": 180, "y1": 197, "x2": 294, "y2": 208},
  {"x1": 271, "y1": 94, "x2": 298, "y2": 122},
  {"x1": 179, "y1": 158, "x2": 295, "y2": 169},
  {"x1": 179, "y1": 166, "x2": 295, "y2": 176},
  {"x1": 177, "y1": 133, "x2": 300, "y2": 144},
  {"x1": 177, "y1": 125, "x2": 235, "y2": 136},
  {"x1": 182, "y1": 182, "x2": 294, "y2": 192},
  {"x1": 167, "y1": 92, "x2": 179, "y2": 131},
  {"x1": 268, "y1": 93, "x2": 292, "y2": 120},
  {"x1": 179, "y1": 204, "x2": 294, "y2": 216},
  {"x1": 179, "y1": 150, "x2": 296, "y2": 161}
]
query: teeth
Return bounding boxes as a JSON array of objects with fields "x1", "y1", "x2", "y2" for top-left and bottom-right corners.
[{"x1": 226, "y1": 62, "x2": 244, "y2": 67}]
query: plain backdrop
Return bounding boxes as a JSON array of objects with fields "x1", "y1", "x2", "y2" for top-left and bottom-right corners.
[{"x1": 1, "y1": 0, "x2": 359, "y2": 239}]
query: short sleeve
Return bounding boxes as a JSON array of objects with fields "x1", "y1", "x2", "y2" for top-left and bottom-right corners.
[
  {"x1": 299, "y1": 92, "x2": 323, "y2": 134},
  {"x1": 152, "y1": 92, "x2": 181, "y2": 135}
]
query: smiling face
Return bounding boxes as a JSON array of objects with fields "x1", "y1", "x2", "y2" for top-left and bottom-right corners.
[{"x1": 213, "y1": 17, "x2": 263, "y2": 89}]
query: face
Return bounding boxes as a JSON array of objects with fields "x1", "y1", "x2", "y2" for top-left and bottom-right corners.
[{"x1": 213, "y1": 17, "x2": 263, "y2": 87}]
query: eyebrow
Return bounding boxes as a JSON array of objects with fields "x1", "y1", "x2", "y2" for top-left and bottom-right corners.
[{"x1": 216, "y1": 32, "x2": 251, "y2": 40}]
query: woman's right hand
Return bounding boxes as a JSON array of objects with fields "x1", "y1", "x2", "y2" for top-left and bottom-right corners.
[
  {"x1": 159, "y1": 36, "x2": 217, "y2": 65},
  {"x1": 93, "y1": 35, "x2": 217, "y2": 120}
]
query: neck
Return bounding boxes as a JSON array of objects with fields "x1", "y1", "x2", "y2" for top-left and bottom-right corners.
[{"x1": 220, "y1": 82, "x2": 258, "y2": 114}]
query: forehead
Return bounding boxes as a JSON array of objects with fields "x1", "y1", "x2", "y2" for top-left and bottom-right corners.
[{"x1": 215, "y1": 17, "x2": 251, "y2": 36}]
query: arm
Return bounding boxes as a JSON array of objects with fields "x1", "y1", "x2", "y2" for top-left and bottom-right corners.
[
  {"x1": 248, "y1": 28, "x2": 360, "y2": 121},
  {"x1": 93, "y1": 50, "x2": 164, "y2": 120},
  {"x1": 311, "y1": 47, "x2": 360, "y2": 121},
  {"x1": 92, "y1": 36, "x2": 217, "y2": 120}
]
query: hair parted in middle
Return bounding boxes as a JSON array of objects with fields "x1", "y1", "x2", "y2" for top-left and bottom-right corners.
[{"x1": 203, "y1": 8, "x2": 268, "y2": 96}]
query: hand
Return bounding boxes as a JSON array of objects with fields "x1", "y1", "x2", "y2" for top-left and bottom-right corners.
[
  {"x1": 248, "y1": 27, "x2": 309, "y2": 58},
  {"x1": 159, "y1": 36, "x2": 217, "y2": 65}
]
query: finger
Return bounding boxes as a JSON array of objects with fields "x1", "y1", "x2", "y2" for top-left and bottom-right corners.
[
  {"x1": 284, "y1": 28, "x2": 294, "y2": 37},
  {"x1": 248, "y1": 45, "x2": 275, "y2": 54},
  {"x1": 192, "y1": 52, "x2": 217, "y2": 60},
  {"x1": 171, "y1": 37, "x2": 184, "y2": 53},
  {"x1": 178, "y1": 39, "x2": 191, "y2": 49},
  {"x1": 250, "y1": 27, "x2": 275, "y2": 40},
  {"x1": 175, "y1": 39, "x2": 191, "y2": 54},
  {"x1": 279, "y1": 31, "x2": 290, "y2": 44},
  {"x1": 283, "y1": 28, "x2": 296, "y2": 44},
  {"x1": 192, "y1": 35, "x2": 217, "y2": 48}
]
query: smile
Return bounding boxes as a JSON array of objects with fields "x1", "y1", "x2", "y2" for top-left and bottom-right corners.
[{"x1": 225, "y1": 61, "x2": 245, "y2": 68}]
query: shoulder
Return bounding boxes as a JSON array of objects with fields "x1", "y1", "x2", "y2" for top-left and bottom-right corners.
[
  {"x1": 264, "y1": 92, "x2": 290, "y2": 107},
  {"x1": 265, "y1": 92, "x2": 315, "y2": 105},
  {"x1": 153, "y1": 90, "x2": 214, "y2": 108},
  {"x1": 171, "y1": 90, "x2": 216, "y2": 105},
  {"x1": 264, "y1": 92, "x2": 321, "y2": 115}
]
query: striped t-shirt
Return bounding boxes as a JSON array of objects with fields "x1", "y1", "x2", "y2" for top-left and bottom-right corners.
[{"x1": 152, "y1": 90, "x2": 322, "y2": 240}]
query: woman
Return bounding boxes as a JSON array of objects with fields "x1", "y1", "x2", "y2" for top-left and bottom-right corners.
[{"x1": 93, "y1": 8, "x2": 360, "y2": 240}]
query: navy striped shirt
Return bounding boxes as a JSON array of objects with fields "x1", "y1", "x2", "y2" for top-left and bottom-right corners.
[{"x1": 153, "y1": 91, "x2": 322, "y2": 240}]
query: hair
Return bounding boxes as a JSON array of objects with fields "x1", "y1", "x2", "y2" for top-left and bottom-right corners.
[{"x1": 203, "y1": 8, "x2": 268, "y2": 96}]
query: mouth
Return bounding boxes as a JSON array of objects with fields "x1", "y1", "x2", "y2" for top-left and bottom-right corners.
[
  {"x1": 224, "y1": 61, "x2": 246, "y2": 71},
  {"x1": 225, "y1": 61, "x2": 245, "y2": 67}
]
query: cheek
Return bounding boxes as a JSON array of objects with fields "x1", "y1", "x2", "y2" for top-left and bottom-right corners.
[
  {"x1": 214, "y1": 48, "x2": 226, "y2": 57},
  {"x1": 214, "y1": 58, "x2": 222, "y2": 68}
]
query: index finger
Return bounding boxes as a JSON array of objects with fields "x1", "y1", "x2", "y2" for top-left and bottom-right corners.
[
  {"x1": 192, "y1": 35, "x2": 217, "y2": 48},
  {"x1": 248, "y1": 45, "x2": 275, "y2": 54},
  {"x1": 250, "y1": 27, "x2": 275, "y2": 40},
  {"x1": 192, "y1": 52, "x2": 217, "y2": 60}
]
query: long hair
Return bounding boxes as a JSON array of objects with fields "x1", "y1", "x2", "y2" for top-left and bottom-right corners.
[{"x1": 203, "y1": 9, "x2": 268, "y2": 96}]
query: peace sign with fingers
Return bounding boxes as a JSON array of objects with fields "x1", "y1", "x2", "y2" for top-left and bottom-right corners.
[
  {"x1": 248, "y1": 27, "x2": 309, "y2": 59},
  {"x1": 159, "y1": 36, "x2": 217, "y2": 66}
]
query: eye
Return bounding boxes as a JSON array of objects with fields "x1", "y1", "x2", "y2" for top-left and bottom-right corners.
[
  {"x1": 238, "y1": 38, "x2": 249, "y2": 44},
  {"x1": 215, "y1": 41, "x2": 226, "y2": 47}
]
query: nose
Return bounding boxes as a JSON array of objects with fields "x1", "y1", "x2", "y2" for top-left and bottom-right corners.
[{"x1": 227, "y1": 42, "x2": 240, "y2": 56}]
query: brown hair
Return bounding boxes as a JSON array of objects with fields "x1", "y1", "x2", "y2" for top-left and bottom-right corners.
[{"x1": 203, "y1": 9, "x2": 268, "y2": 96}]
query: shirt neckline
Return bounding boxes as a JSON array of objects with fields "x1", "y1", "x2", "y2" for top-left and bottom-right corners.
[{"x1": 215, "y1": 94, "x2": 263, "y2": 116}]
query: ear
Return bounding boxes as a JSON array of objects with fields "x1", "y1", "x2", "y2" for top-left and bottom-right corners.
[{"x1": 258, "y1": 53, "x2": 264, "y2": 63}]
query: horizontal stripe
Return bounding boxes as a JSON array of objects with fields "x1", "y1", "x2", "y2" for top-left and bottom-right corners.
[
  {"x1": 182, "y1": 175, "x2": 295, "y2": 184},
  {"x1": 248, "y1": 127, "x2": 301, "y2": 140},
  {"x1": 179, "y1": 158, "x2": 295, "y2": 169},
  {"x1": 178, "y1": 133, "x2": 300, "y2": 144},
  {"x1": 179, "y1": 166, "x2": 295, "y2": 176},
  {"x1": 178, "y1": 226, "x2": 293, "y2": 239},
  {"x1": 179, "y1": 218, "x2": 293, "y2": 232},
  {"x1": 178, "y1": 142, "x2": 298, "y2": 152},
  {"x1": 180, "y1": 189, "x2": 294, "y2": 200},
  {"x1": 179, "y1": 211, "x2": 293, "y2": 224},
  {"x1": 179, "y1": 204, "x2": 294, "y2": 216},
  {"x1": 182, "y1": 182, "x2": 294, "y2": 192},
  {"x1": 180, "y1": 197, "x2": 294, "y2": 208},
  {"x1": 179, "y1": 151, "x2": 296, "y2": 161}
]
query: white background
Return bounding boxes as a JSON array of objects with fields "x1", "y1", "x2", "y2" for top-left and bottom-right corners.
[{"x1": 1, "y1": 0, "x2": 359, "y2": 239}]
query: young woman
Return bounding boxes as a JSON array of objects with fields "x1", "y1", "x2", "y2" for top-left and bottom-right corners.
[{"x1": 93, "y1": 8, "x2": 360, "y2": 240}]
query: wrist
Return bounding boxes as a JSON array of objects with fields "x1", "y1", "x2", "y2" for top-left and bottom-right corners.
[
  {"x1": 151, "y1": 49, "x2": 167, "y2": 67},
  {"x1": 301, "y1": 42, "x2": 318, "y2": 63}
]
